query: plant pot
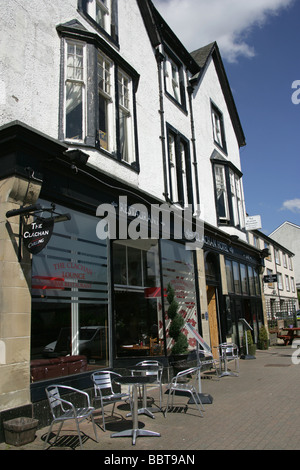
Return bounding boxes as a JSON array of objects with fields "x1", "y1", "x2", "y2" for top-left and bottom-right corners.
[{"x1": 3, "y1": 417, "x2": 39, "y2": 447}]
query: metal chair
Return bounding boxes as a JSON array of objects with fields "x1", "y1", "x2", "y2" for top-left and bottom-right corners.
[
  {"x1": 44, "y1": 384, "x2": 98, "y2": 450},
  {"x1": 218, "y1": 343, "x2": 239, "y2": 377},
  {"x1": 165, "y1": 367, "x2": 204, "y2": 417},
  {"x1": 91, "y1": 371, "x2": 132, "y2": 431},
  {"x1": 135, "y1": 360, "x2": 164, "y2": 409}
]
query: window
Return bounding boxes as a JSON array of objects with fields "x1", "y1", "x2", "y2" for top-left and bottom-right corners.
[
  {"x1": 274, "y1": 248, "x2": 280, "y2": 265},
  {"x1": 211, "y1": 103, "x2": 227, "y2": 152},
  {"x1": 213, "y1": 162, "x2": 245, "y2": 227},
  {"x1": 288, "y1": 256, "x2": 293, "y2": 270},
  {"x1": 230, "y1": 169, "x2": 245, "y2": 228},
  {"x1": 164, "y1": 52, "x2": 186, "y2": 108},
  {"x1": 95, "y1": 0, "x2": 110, "y2": 30},
  {"x1": 65, "y1": 41, "x2": 86, "y2": 141},
  {"x1": 291, "y1": 277, "x2": 295, "y2": 293},
  {"x1": 214, "y1": 165, "x2": 229, "y2": 221},
  {"x1": 283, "y1": 253, "x2": 287, "y2": 268},
  {"x1": 264, "y1": 242, "x2": 271, "y2": 261},
  {"x1": 60, "y1": 32, "x2": 139, "y2": 167},
  {"x1": 98, "y1": 52, "x2": 113, "y2": 151},
  {"x1": 285, "y1": 275, "x2": 290, "y2": 291},
  {"x1": 82, "y1": 0, "x2": 117, "y2": 40},
  {"x1": 167, "y1": 127, "x2": 191, "y2": 207},
  {"x1": 118, "y1": 70, "x2": 134, "y2": 163}
]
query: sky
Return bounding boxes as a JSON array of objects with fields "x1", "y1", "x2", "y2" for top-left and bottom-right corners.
[{"x1": 152, "y1": 0, "x2": 300, "y2": 236}]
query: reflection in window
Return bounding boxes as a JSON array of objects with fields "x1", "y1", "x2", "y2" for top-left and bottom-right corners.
[
  {"x1": 31, "y1": 201, "x2": 109, "y2": 381},
  {"x1": 113, "y1": 240, "x2": 163, "y2": 357},
  {"x1": 65, "y1": 42, "x2": 85, "y2": 140}
]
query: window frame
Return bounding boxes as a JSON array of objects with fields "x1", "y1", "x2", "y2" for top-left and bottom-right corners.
[
  {"x1": 64, "y1": 40, "x2": 87, "y2": 143},
  {"x1": 164, "y1": 47, "x2": 187, "y2": 110},
  {"x1": 78, "y1": 0, "x2": 119, "y2": 45},
  {"x1": 211, "y1": 102, "x2": 227, "y2": 154},
  {"x1": 166, "y1": 124, "x2": 192, "y2": 208},
  {"x1": 58, "y1": 26, "x2": 140, "y2": 171}
]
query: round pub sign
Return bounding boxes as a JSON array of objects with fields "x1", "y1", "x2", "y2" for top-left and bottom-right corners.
[{"x1": 23, "y1": 219, "x2": 54, "y2": 254}]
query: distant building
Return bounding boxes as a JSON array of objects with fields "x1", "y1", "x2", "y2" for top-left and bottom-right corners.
[
  {"x1": 248, "y1": 230, "x2": 298, "y2": 322},
  {"x1": 269, "y1": 222, "x2": 300, "y2": 296}
]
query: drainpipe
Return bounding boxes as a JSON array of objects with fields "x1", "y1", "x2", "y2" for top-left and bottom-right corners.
[
  {"x1": 187, "y1": 84, "x2": 200, "y2": 214},
  {"x1": 156, "y1": 47, "x2": 169, "y2": 201}
]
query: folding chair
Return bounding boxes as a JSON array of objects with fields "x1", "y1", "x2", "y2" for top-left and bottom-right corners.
[{"x1": 44, "y1": 385, "x2": 98, "y2": 450}]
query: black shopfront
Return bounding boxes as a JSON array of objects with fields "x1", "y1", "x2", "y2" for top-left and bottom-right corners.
[
  {"x1": 203, "y1": 228, "x2": 264, "y2": 353},
  {"x1": 6, "y1": 125, "x2": 203, "y2": 402}
]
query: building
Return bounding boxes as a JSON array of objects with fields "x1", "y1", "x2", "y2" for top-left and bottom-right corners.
[
  {"x1": 248, "y1": 230, "x2": 298, "y2": 324},
  {"x1": 269, "y1": 222, "x2": 300, "y2": 297},
  {"x1": 0, "y1": 0, "x2": 266, "y2": 432}
]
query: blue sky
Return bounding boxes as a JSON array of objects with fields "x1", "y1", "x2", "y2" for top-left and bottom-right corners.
[{"x1": 152, "y1": 0, "x2": 300, "y2": 235}]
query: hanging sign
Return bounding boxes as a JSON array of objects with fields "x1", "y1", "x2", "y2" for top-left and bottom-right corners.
[
  {"x1": 263, "y1": 274, "x2": 278, "y2": 283},
  {"x1": 23, "y1": 218, "x2": 54, "y2": 254}
]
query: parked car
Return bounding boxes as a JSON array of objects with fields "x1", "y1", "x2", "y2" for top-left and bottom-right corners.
[{"x1": 43, "y1": 326, "x2": 106, "y2": 359}]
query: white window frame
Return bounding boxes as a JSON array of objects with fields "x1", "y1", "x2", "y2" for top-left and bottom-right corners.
[
  {"x1": 275, "y1": 248, "x2": 280, "y2": 265},
  {"x1": 168, "y1": 133, "x2": 179, "y2": 203},
  {"x1": 87, "y1": 0, "x2": 111, "y2": 33},
  {"x1": 215, "y1": 164, "x2": 229, "y2": 221},
  {"x1": 118, "y1": 70, "x2": 135, "y2": 164},
  {"x1": 165, "y1": 55, "x2": 181, "y2": 102},
  {"x1": 285, "y1": 275, "x2": 290, "y2": 292},
  {"x1": 98, "y1": 52, "x2": 114, "y2": 151},
  {"x1": 291, "y1": 277, "x2": 295, "y2": 293},
  {"x1": 64, "y1": 40, "x2": 86, "y2": 143}
]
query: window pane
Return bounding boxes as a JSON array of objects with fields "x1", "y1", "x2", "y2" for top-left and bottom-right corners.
[
  {"x1": 240, "y1": 264, "x2": 248, "y2": 294},
  {"x1": 232, "y1": 261, "x2": 241, "y2": 294},
  {"x1": 119, "y1": 108, "x2": 129, "y2": 161},
  {"x1": 66, "y1": 82, "x2": 83, "y2": 140},
  {"x1": 99, "y1": 93, "x2": 108, "y2": 149},
  {"x1": 225, "y1": 259, "x2": 234, "y2": 293}
]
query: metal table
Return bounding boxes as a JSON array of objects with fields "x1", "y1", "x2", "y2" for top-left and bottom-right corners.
[
  {"x1": 128, "y1": 365, "x2": 162, "y2": 418},
  {"x1": 111, "y1": 376, "x2": 160, "y2": 445}
]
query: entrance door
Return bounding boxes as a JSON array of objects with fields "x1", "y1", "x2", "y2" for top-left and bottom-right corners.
[{"x1": 207, "y1": 285, "x2": 219, "y2": 359}]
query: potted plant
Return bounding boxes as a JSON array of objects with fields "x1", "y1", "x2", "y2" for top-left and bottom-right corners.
[
  {"x1": 246, "y1": 330, "x2": 256, "y2": 357},
  {"x1": 167, "y1": 283, "x2": 188, "y2": 368},
  {"x1": 258, "y1": 325, "x2": 269, "y2": 350}
]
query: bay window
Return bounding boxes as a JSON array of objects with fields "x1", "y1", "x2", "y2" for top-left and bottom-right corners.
[
  {"x1": 213, "y1": 160, "x2": 245, "y2": 228},
  {"x1": 59, "y1": 28, "x2": 139, "y2": 169}
]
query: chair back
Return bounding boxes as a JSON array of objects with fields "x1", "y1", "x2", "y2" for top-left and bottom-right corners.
[
  {"x1": 46, "y1": 386, "x2": 64, "y2": 418},
  {"x1": 136, "y1": 360, "x2": 163, "y2": 380},
  {"x1": 91, "y1": 371, "x2": 118, "y2": 397}
]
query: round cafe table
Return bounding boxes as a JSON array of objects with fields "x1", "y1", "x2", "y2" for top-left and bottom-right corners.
[{"x1": 111, "y1": 376, "x2": 160, "y2": 445}]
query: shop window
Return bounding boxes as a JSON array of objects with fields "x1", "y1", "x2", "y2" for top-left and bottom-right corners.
[
  {"x1": 113, "y1": 240, "x2": 163, "y2": 358},
  {"x1": 225, "y1": 259, "x2": 234, "y2": 293},
  {"x1": 240, "y1": 264, "x2": 249, "y2": 295},
  {"x1": 31, "y1": 201, "x2": 109, "y2": 382},
  {"x1": 161, "y1": 240, "x2": 198, "y2": 353},
  {"x1": 232, "y1": 261, "x2": 241, "y2": 294}
]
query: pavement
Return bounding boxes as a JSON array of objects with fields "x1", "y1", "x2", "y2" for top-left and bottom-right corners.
[{"x1": 1, "y1": 345, "x2": 300, "y2": 453}]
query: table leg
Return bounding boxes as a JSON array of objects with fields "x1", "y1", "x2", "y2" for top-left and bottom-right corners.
[
  {"x1": 126, "y1": 384, "x2": 156, "y2": 418},
  {"x1": 111, "y1": 384, "x2": 160, "y2": 445},
  {"x1": 220, "y1": 355, "x2": 238, "y2": 377}
]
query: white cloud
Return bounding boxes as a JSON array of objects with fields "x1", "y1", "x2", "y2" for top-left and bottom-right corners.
[
  {"x1": 281, "y1": 199, "x2": 300, "y2": 213},
  {"x1": 152, "y1": 0, "x2": 295, "y2": 62}
]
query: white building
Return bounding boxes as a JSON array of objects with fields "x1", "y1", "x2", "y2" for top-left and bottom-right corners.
[
  {"x1": 248, "y1": 230, "x2": 298, "y2": 322},
  {"x1": 269, "y1": 222, "x2": 300, "y2": 295},
  {"x1": 0, "y1": 0, "x2": 265, "y2": 432}
]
